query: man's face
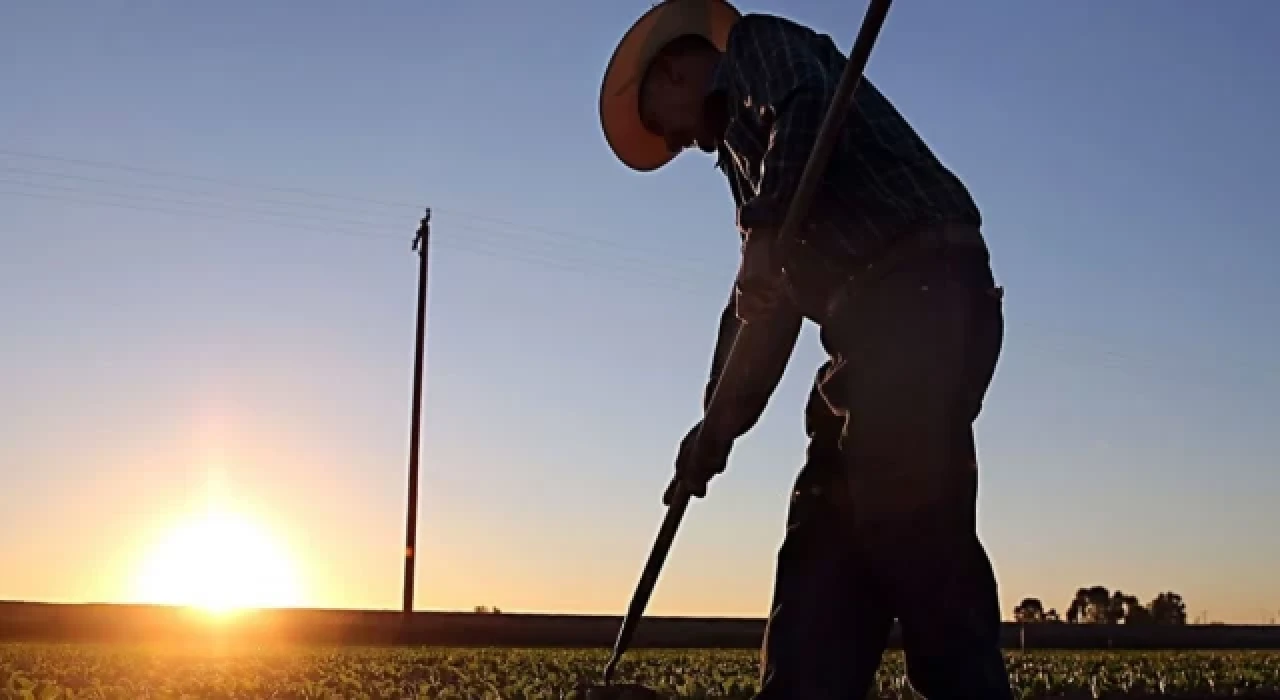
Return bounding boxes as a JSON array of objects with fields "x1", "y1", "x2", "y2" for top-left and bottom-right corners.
[{"x1": 638, "y1": 55, "x2": 718, "y2": 156}]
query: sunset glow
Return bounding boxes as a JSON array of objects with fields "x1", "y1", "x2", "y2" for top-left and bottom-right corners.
[{"x1": 133, "y1": 507, "x2": 303, "y2": 613}]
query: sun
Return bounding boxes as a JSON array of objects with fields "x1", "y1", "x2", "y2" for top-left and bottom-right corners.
[{"x1": 133, "y1": 507, "x2": 304, "y2": 614}]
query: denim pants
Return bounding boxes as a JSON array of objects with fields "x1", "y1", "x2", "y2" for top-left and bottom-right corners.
[{"x1": 755, "y1": 240, "x2": 1013, "y2": 700}]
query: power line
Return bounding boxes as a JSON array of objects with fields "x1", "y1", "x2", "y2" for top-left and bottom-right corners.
[
  {"x1": 2, "y1": 146, "x2": 1273, "y2": 385},
  {"x1": 9, "y1": 182, "x2": 1268, "y2": 392},
  {"x1": 0, "y1": 164, "x2": 410, "y2": 222},
  {"x1": 0, "y1": 154, "x2": 725, "y2": 274},
  {"x1": 445, "y1": 221, "x2": 720, "y2": 280},
  {"x1": 0, "y1": 187, "x2": 711, "y2": 297},
  {"x1": 0, "y1": 147, "x2": 718, "y2": 263},
  {"x1": 0, "y1": 176, "x2": 401, "y2": 232},
  {"x1": 0, "y1": 165, "x2": 722, "y2": 288},
  {"x1": 0, "y1": 187, "x2": 398, "y2": 243},
  {"x1": 0, "y1": 147, "x2": 421, "y2": 210}
]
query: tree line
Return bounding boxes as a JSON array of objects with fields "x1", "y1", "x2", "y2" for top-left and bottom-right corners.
[{"x1": 1014, "y1": 588, "x2": 1187, "y2": 625}]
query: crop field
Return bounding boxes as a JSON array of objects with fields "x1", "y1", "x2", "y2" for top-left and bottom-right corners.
[{"x1": 3, "y1": 644, "x2": 1280, "y2": 699}]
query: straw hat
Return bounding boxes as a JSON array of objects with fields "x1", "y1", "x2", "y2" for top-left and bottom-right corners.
[{"x1": 599, "y1": 0, "x2": 742, "y2": 172}]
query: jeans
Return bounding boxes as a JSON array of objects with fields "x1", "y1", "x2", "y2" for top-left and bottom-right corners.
[{"x1": 756, "y1": 240, "x2": 1013, "y2": 699}]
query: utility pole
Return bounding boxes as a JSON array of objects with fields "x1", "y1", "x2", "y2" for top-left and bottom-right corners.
[{"x1": 402, "y1": 208, "x2": 431, "y2": 617}]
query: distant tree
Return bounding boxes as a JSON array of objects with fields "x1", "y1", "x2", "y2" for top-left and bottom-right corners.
[
  {"x1": 1149, "y1": 592, "x2": 1187, "y2": 625},
  {"x1": 1110, "y1": 590, "x2": 1152, "y2": 624},
  {"x1": 1044, "y1": 608, "x2": 1062, "y2": 623},
  {"x1": 1107, "y1": 591, "x2": 1127, "y2": 623},
  {"x1": 1014, "y1": 598, "x2": 1047, "y2": 623},
  {"x1": 1066, "y1": 586, "x2": 1116, "y2": 624},
  {"x1": 1125, "y1": 602, "x2": 1154, "y2": 624},
  {"x1": 1066, "y1": 591, "x2": 1083, "y2": 623}
]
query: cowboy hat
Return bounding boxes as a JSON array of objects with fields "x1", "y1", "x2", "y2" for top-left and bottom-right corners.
[{"x1": 599, "y1": 0, "x2": 742, "y2": 172}]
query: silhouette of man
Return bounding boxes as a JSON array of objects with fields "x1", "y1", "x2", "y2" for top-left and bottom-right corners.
[{"x1": 599, "y1": 2, "x2": 1013, "y2": 697}]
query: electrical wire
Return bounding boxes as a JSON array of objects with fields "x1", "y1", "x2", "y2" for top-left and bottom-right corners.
[
  {"x1": 0, "y1": 187, "x2": 712, "y2": 298},
  {"x1": 2, "y1": 146, "x2": 1273, "y2": 385}
]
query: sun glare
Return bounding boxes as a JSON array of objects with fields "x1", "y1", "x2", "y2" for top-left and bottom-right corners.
[{"x1": 133, "y1": 507, "x2": 303, "y2": 614}]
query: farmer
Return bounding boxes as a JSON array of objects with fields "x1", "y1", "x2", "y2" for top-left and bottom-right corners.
[{"x1": 599, "y1": 1, "x2": 1013, "y2": 698}]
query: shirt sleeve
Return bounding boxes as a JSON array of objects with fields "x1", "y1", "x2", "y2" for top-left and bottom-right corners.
[
  {"x1": 720, "y1": 16, "x2": 839, "y2": 236},
  {"x1": 701, "y1": 277, "x2": 802, "y2": 442}
]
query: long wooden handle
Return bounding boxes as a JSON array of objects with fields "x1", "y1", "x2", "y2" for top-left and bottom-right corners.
[{"x1": 602, "y1": 487, "x2": 690, "y2": 684}]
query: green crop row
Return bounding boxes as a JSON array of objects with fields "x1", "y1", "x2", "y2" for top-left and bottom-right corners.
[{"x1": 3, "y1": 644, "x2": 1279, "y2": 699}]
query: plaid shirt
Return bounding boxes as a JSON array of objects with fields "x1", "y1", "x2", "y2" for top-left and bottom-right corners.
[
  {"x1": 698, "y1": 13, "x2": 983, "y2": 437},
  {"x1": 710, "y1": 13, "x2": 981, "y2": 265}
]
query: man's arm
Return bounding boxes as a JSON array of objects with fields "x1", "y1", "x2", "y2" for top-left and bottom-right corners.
[
  {"x1": 701, "y1": 285, "x2": 741, "y2": 412},
  {"x1": 720, "y1": 16, "x2": 839, "y2": 234},
  {"x1": 701, "y1": 279, "x2": 802, "y2": 443},
  {"x1": 696, "y1": 17, "x2": 824, "y2": 441}
]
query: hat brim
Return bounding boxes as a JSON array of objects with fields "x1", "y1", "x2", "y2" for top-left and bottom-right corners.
[{"x1": 599, "y1": 0, "x2": 742, "y2": 172}]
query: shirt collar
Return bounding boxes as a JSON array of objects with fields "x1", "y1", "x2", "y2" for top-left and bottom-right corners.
[
  {"x1": 705, "y1": 56, "x2": 733, "y2": 170},
  {"x1": 707, "y1": 54, "x2": 732, "y2": 97}
]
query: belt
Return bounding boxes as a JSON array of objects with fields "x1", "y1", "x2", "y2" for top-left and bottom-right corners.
[{"x1": 819, "y1": 221, "x2": 989, "y2": 324}]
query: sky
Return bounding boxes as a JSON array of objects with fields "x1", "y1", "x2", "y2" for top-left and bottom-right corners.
[{"x1": 1, "y1": 0, "x2": 1278, "y2": 624}]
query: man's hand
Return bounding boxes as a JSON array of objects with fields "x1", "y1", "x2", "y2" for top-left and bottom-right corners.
[
  {"x1": 735, "y1": 228, "x2": 788, "y2": 324},
  {"x1": 662, "y1": 421, "x2": 733, "y2": 505}
]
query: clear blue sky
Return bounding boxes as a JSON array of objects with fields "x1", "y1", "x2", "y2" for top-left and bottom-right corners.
[{"x1": 2, "y1": 0, "x2": 1277, "y2": 623}]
